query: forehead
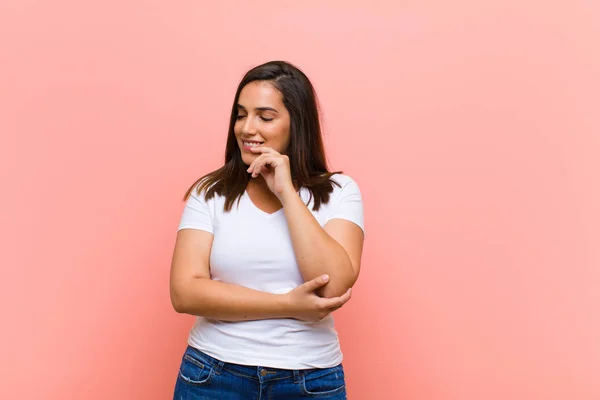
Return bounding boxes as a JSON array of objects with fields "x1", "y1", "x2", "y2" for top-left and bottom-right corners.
[{"x1": 238, "y1": 81, "x2": 283, "y2": 107}]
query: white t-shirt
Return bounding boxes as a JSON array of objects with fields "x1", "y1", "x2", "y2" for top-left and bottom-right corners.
[{"x1": 177, "y1": 173, "x2": 364, "y2": 369}]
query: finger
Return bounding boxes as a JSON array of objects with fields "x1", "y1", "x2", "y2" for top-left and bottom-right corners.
[
  {"x1": 320, "y1": 288, "x2": 352, "y2": 309},
  {"x1": 339, "y1": 287, "x2": 352, "y2": 304},
  {"x1": 326, "y1": 304, "x2": 343, "y2": 312},
  {"x1": 254, "y1": 156, "x2": 279, "y2": 177},
  {"x1": 252, "y1": 156, "x2": 269, "y2": 177},
  {"x1": 246, "y1": 155, "x2": 259, "y2": 174},
  {"x1": 319, "y1": 312, "x2": 331, "y2": 321},
  {"x1": 250, "y1": 146, "x2": 280, "y2": 155},
  {"x1": 247, "y1": 154, "x2": 265, "y2": 175},
  {"x1": 302, "y1": 274, "x2": 330, "y2": 292}
]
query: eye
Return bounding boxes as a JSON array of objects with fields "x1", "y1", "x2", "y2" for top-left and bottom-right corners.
[
  {"x1": 236, "y1": 115, "x2": 246, "y2": 121},
  {"x1": 260, "y1": 116, "x2": 274, "y2": 122}
]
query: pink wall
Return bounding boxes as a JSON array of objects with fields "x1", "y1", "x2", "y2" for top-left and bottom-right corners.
[{"x1": 2, "y1": 1, "x2": 599, "y2": 399}]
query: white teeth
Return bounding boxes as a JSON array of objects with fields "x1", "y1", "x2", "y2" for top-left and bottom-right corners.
[{"x1": 244, "y1": 142, "x2": 262, "y2": 147}]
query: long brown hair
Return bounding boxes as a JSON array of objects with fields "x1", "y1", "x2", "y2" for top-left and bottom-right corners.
[{"x1": 184, "y1": 60, "x2": 341, "y2": 211}]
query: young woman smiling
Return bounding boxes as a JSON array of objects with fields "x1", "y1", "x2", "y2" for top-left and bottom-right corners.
[{"x1": 170, "y1": 61, "x2": 365, "y2": 400}]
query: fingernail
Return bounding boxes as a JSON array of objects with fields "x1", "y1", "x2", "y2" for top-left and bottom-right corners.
[{"x1": 322, "y1": 274, "x2": 329, "y2": 282}]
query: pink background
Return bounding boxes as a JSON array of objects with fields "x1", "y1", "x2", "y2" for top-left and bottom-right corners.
[{"x1": 1, "y1": 1, "x2": 599, "y2": 399}]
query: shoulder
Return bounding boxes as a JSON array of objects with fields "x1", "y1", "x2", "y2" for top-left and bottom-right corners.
[
  {"x1": 323, "y1": 173, "x2": 365, "y2": 232},
  {"x1": 186, "y1": 179, "x2": 224, "y2": 208},
  {"x1": 323, "y1": 173, "x2": 363, "y2": 208},
  {"x1": 329, "y1": 173, "x2": 362, "y2": 193}
]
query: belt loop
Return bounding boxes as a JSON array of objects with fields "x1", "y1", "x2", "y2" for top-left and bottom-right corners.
[
  {"x1": 215, "y1": 360, "x2": 225, "y2": 374},
  {"x1": 293, "y1": 370, "x2": 301, "y2": 383}
]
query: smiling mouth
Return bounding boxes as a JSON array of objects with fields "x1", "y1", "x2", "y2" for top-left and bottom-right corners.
[{"x1": 243, "y1": 141, "x2": 264, "y2": 148}]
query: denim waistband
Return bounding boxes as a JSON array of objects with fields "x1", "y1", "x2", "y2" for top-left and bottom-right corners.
[{"x1": 185, "y1": 346, "x2": 306, "y2": 383}]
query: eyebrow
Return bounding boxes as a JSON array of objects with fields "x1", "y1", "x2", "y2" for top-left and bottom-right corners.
[{"x1": 236, "y1": 104, "x2": 279, "y2": 113}]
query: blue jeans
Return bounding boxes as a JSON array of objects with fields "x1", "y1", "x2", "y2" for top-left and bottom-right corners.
[{"x1": 173, "y1": 346, "x2": 347, "y2": 399}]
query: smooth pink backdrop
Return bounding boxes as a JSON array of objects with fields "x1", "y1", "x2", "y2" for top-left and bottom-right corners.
[{"x1": 1, "y1": 1, "x2": 599, "y2": 399}]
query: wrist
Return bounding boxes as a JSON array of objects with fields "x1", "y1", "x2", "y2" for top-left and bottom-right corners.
[
  {"x1": 277, "y1": 292, "x2": 295, "y2": 318},
  {"x1": 277, "y1": 185, "x2": 299, "y2": 205}
]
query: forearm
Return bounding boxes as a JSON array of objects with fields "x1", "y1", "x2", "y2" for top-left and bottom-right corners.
[
  {"x1": 281, "y1": 191, "x2": 356, "y2": 298},
  {"x1": 171, "y1": 277, "x2": 289, "y2": 322}
]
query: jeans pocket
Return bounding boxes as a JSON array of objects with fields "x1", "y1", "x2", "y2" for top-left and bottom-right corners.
[
  {"x1": 302, "y1": 364, "x2": 346, "y2": 397},
  {"x1": 178, "y1": 349, "x2": 214, "y2": 386}
]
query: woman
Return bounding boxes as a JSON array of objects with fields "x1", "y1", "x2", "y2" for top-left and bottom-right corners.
[{"x1": 170, "y1": 60, "x2": 365, "y2": 399}]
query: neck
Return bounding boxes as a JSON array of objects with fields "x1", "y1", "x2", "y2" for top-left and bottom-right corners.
[{"x1": 247, "y1": 175, "x2": 270, "y2": 193}]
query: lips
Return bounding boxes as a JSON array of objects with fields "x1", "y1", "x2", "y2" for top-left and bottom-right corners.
[{"x1": 242, "y1": 140, "x2": 264, "y2": 150}]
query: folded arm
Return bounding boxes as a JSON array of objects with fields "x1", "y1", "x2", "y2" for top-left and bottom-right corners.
[
  {"x1": 169, "y1": 229, "x2": 350, "y2": 322},
  {"x1": 280, "y1": 189, "x2": 365, "y2": 299}
]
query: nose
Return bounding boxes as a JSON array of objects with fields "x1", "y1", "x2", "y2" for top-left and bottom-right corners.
[{"x1": 241, "y1": 115, "x2": 258, "y2": 136}]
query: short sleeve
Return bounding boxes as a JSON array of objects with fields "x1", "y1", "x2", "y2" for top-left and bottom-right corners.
[
  {"x1": 326, "y1": 177, "x2": 365, "y2": 233},
  {"x1": 178, "y1": 188, "x2": 214, "y2": 233}
]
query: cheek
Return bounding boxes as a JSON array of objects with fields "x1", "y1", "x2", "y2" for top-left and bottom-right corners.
[
  {"x1": 266, "y1": 125, "x2": 290, "y2": 149},
  {"x1": 282, "y1": 132, "x2": 291, "y2": 147},
  {"x1": 233, "y1": 124, "x2": 242, "y2": 137},
  {"x1": 279, "y1": 133, "x2": 291, "y2": 153}
]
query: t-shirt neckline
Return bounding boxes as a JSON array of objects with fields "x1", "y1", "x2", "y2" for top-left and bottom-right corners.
[{"x1": 243, "y1": 191, "x2": 284, "y2": 218}]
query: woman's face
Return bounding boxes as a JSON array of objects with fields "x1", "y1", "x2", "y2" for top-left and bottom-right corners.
[{"x1": 234, "y1": 81, "x2": 291, "y2": 166}]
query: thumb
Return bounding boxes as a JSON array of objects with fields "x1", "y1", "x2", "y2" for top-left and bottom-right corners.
[{"x1": 302, "y1": 275, "x2": 330, "y2": 292}]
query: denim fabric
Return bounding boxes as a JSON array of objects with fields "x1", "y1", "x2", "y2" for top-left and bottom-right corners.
[{"x1": 173, "y1": 346, "x2": 347, "y2": 400}]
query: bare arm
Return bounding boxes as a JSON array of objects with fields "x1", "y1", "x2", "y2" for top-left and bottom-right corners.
[
  {"x1": 245, "y1": 147, "x2": 365, "y2": 299},
  {"x1": 280, "y1": 191, "x2": 365, "y2": 299},
  {"x1": 169, "y1": 229, "x2": 351, "y2": 321}
]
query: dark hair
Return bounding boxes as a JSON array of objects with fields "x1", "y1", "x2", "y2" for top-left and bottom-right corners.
[{"x1": 184, "y1": 60, "x2": 341, "y2": 211}]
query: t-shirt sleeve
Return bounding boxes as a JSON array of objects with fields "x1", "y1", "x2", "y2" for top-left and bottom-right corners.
[
  {"x1": 326, "y1": 178, "x2": 365, "y2": 233},
  {"x1": 177, "y1": 187, "x2": 214, "y2": 233}
]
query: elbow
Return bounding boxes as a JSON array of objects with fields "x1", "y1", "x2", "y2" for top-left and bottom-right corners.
[
  {"x1": 318, "y1": 271, "x2": 359, "y2": 299},
  {"x1": 170, "y1": 283, "x2": 193, "y2": 314},
  {"x1": 317, "y1": 248, "x2": 360, "y2": 298},
  {"x1": 319, "y1": 286, "x2": 348, "y2": 299},
  {"x1": 172, "y1": 301, "x2": 188, "y2": 314},
  {"x1": 170, "y1": 276, "x2": 209, "y2": 314},
  {"x1": 170, "y1": 290, "x2": 188, "y2": 314},
  {"x1": 320, "y1": 282, "x2": 354, "y2": 299}
]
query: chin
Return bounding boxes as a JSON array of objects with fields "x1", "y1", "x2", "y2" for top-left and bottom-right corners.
[{"x1": 240, "y1": 153, "x2": 257, "y2": 166}]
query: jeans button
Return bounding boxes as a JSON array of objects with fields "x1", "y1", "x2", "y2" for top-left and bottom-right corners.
[{"x1": 260, "y1": 369, "x2": 268, "y2": 377}]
